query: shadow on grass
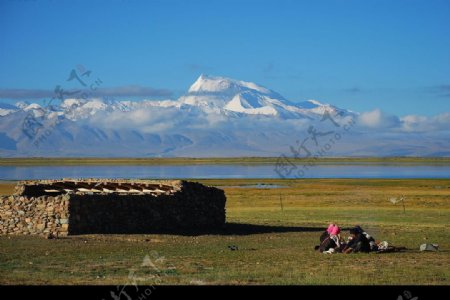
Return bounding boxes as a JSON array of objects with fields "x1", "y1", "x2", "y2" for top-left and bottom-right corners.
[
  {"x1": 69, "y1": 223, "x2": 346, "y2": 236},
  {"x1": 206, "y1": 222, "x2": 328, "y2": 236}
]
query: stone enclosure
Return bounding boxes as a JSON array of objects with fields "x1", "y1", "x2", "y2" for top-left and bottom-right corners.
[{"x1": 0, "y1": 179, "x2": 226, "y2": 236}]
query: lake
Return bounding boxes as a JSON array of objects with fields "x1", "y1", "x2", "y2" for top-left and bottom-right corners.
[{"x1": 0, "y1": 164, "x2": 449, "y2": 180}]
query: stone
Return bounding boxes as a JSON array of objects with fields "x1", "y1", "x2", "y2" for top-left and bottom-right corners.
[{"x1": 36, "y1": 224, "x2": 46, "y2": 231}]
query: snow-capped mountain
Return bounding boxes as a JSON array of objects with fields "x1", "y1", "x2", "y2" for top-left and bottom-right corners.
[
  {"x1": 0, "y1": 103, "x2": 18, "y2": 117},
  {"x1": 0, "y1": 75, "x2": 448, "y2": 157},
  {"x1": 0, "y1": 75, "x2": 351, "y2": 117},
  {"x1": 2, "y1": 74, "x2": 350, "y2": 120},
  {"x1": 179, "y1": 74, "x2": 347, "y2": 118}
]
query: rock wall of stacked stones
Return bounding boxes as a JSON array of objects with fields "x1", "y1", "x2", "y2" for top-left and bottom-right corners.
[
  {"x1": 0, "y1": 194, "x2": 70, "y2": 236},
  {"x1": 0, "y1": 180, "x2": 226, "y2": 236}
]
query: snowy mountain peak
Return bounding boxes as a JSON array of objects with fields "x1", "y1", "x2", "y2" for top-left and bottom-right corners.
[
  {"x1": 307, "y1": 99, "x2": 325, "y2": 106},
  {"x1": 61, "y1": 99, "x2": 85, "y2": 109},
  {"x1": 182, "y1": 74, "x2": 322, "y2": 118},
  {"x1": 188, "y1": 74, "x2": 238, "y2": 94},
  {"x1": 15, "y1": 101, "x2": 30, "y2": 109},
  {"x1": 0, "y1": 102, "x2": 18, "y2": 117},
  {"x1": 23, "y1": 103, "x2": 42, "y2": 111},
  {"x1": 188, "y1": 74, "x2": 275, "y2": 97}
]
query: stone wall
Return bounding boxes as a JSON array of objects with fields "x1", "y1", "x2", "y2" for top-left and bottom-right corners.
[
  {"x1": 0, "y1": 179, "x2": 226, "y2": 236},
  {"x1": 0, "y1": 194, "x2": 70, "y2": 236}
]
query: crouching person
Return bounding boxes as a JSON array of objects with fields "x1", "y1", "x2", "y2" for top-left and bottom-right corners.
[
  {"x1": 343, "y1": 227, "x2": 371, "y2": 254},
  {"x1": 316, "y1": 224, "x2": 343, "y2": 254}
]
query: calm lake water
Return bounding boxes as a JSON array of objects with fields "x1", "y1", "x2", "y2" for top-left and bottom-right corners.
[{"x1": 0, "y1": 164, "x2": 449, "y2": 180}]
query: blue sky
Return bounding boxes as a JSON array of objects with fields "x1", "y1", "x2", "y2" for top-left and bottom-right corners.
[{"x1": 0, "y1": 0, "x2": 449, "y2": 116}]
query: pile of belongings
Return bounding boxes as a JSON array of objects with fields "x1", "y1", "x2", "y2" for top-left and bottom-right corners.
[{"x1": 315, "y1": 224, "x2": 407, "y2": 254}]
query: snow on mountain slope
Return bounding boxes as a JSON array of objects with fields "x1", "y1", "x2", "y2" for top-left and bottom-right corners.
[
  {"x1": 22, "y1": 103, "x2": 48, "y2": 118},
  {"x1": 297, "y1": 99, "x2": 355, "y2": 117},
  {"x1": 224, "y1": 92, "x2": 278, "y2": 115},
  {"x1": 0, "y1": 109, "x2": 14, "y2": 117},
  {"x1": 0, "y1": 103, "x2": 18, "y2": 116},
  {"x1": 181, "y1": 74, "x2": 329, "y2": 118}
]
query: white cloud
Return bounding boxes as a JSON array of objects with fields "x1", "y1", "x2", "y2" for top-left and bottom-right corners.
[
  {"x1": 354, "y1": 108, "x2": 450, "y2": 134},
  {"x1": 86, "y1": 105, "x2": 214, "y2": 133},
  {"x1": 401, "y1": 112, "x2": 450, "y2": 132},
  {"x1": 358, "y1": 109, "x2": 401, "y2": 129}
]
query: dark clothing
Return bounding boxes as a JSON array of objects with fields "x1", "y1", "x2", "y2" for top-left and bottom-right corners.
[
  {"x1": 346, "y1": 233, "x2": 370, "y2": 253},
  {"x1": 355, "y1": 226, "x2": 375, "y2": 243},
  {"x1": 319, "y1": 231, "x2": 329, "y2": 243},
  {"x1": 354, "y1": 226, "x2": 378, "y2": 251},
  {"x1": 318, "y1": 231, "x2": 337, "y2": 252}
]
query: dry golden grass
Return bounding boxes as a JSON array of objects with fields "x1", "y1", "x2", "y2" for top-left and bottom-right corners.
[{"x1": 0, "y1": 182, "x2": 15, "y2": 195}]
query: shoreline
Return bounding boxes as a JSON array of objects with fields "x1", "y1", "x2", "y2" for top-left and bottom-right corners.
[{"x1": 1, "y1": 156, "x2": 450, "y2": 166}]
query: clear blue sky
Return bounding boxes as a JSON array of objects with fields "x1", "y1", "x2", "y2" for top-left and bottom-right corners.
[{"x1": 1, "y1": 0, "x2": 449, "y2": 116}]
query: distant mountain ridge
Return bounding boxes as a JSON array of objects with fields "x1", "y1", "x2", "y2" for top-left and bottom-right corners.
[{"x1": 0, "y1": 75, "x2": 448, "y2": 157}]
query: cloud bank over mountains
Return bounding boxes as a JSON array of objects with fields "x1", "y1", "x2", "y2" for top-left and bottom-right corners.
[{"x1": 0, "y1": 75, "x2": 449, "y2": 157}]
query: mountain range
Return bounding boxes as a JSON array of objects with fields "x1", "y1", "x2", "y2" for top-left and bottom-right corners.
[{"x1": 0, "y1": 75, "x2": 449, "y2": 157}]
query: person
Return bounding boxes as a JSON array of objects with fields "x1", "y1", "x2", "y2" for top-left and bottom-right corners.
[
  {"x1": 329, "y1": 225, "x2": 342, "y2": 248},
  {"x1": 343, "y1": 227, "x2": 370, "y2": 254},
  {"x1": 316, "y1": 224, "x2": 342, "y2": 253},
  {"x1": 318, "y1": 223, "x2": 334, "y2": 242},
  {"x1": 354, "y1": 225, "x2": 378, "y2": 251},
  {"x1": 316, "y1": 223, "x2": 334, "y2": 248}
]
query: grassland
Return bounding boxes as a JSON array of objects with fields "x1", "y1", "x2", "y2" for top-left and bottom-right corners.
[
  {"x1": 0, "y1": 178, "x2": 449, "y2": 285},
  {"x1": 1, "y1": 156, "x2": 450, "y2": 166}
]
